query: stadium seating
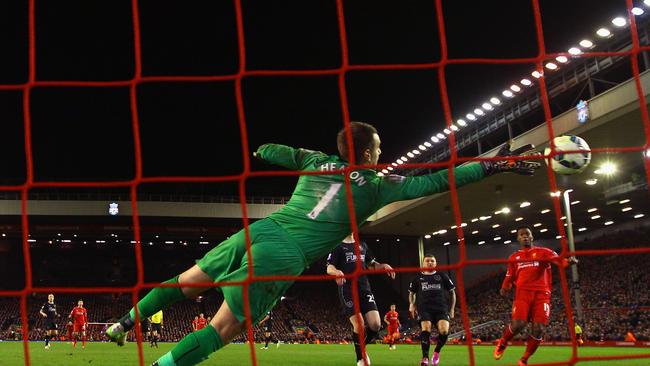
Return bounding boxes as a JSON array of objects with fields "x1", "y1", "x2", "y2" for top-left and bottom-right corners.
[{"x1": 0, "y1": 229, "x2": 648, "y2": 343}]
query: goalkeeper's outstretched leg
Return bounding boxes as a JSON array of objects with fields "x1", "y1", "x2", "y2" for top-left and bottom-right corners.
[
  {"x1": 106, "y1": 265, "x2": 214, "y2": 346},
  {"x1": 152, "y1": 301, "x2": 243, "y2": 366}
]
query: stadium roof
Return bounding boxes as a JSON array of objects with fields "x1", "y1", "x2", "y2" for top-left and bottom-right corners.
[{"x1": 362, "y1": 69, "x2": 650, "y2": 242}]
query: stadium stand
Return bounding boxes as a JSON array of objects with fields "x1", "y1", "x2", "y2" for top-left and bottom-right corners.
[{"x1": 1, "y1": 229, "x2": 648, "y2": 345}]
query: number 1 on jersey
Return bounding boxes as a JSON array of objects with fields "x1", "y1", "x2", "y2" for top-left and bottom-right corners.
[{"x1": 307, "y1": 183, "x2": 342, "y2": 219}]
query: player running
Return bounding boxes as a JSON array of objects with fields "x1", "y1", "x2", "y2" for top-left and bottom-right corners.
[
  {"x1": 106, "y1": 122, "x2": 540, "y2": 366},
  {"x1": 384, "y1": 304, "x2": 400, "y2": 350},
  {"x1": 150, "y1": 311, "x2": 163, "y2": 348},
  {"x1": 409, "y1": 254, "x2": 456, "y2": 366},
  {"x1": 258, "y1": 310, "x2": 279, "y2": 349},
  {"x1": 69, "y1": 300, "x2": 88, "y2": 349},
  {"x1": 327, "y1": 234, "x2": 395, "y2": 366},
  {"x1": 39, "y1": 293, "x2": 59, "y2": 349},
  {"x1": 493, "y1": 226, "x2": 577, "y2": 365}
]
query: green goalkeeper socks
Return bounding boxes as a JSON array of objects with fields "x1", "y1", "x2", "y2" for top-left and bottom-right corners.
[
  {"x1": 127, "y1": 276, "x2": 186, "y2": 325},
  {"x1": 156, "y1": 325, "x2": 223, "y2": 366}
]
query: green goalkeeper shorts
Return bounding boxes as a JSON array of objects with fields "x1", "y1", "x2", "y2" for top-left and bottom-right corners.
[{"x1": 196, "y1": 218, "x2": 307, "y2": 324}]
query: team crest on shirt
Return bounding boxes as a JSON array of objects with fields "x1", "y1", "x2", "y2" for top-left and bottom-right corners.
[
  {"x1": 434, "y1": 275, "x2": 441, "y2": 281},
  {"x1": 532, "y1": 253, "x2": 537, "y2": 258}
]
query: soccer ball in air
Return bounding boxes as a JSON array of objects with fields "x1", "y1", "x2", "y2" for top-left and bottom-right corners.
[{"x1": 544, "y1": 135, "x2": 591, "y2": 175}]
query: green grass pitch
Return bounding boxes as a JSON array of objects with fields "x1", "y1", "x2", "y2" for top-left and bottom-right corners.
[{"x1": 1, "y1": 342, "x2": 648, "y2": 365}]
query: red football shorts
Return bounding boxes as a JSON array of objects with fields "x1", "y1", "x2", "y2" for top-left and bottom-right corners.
[
  {"x1": 388, "y1": 327, "x2": 399, "y2": 337},
  {"x1": 512, "y1": 289, "x2": 551, "y2": 325},
  {"x1": 73, "y1": 323, "x2": 85, "y2": 332}
]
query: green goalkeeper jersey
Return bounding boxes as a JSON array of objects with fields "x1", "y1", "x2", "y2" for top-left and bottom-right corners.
[{"x1": 255, "y1": 143, "x2": 485, "y2": 263}]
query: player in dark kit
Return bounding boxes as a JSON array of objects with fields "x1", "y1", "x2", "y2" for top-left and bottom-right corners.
[
  {"x1": 141, "y1": 316, "x2": 151, "y2": 346},
  {"x1": 258, "y1": 310, "x2": 279, "y2": 349},
  {"x1": 409, "y1": 255, "x2": 456, "y2": 366},
  {"x1": 39, "y1": 293, "x2": 59, "y2": 349},
  {"x1": 327, "y1": 234, "x2": 395, "y2": 366},
  {"x1": 106, "y1": 122, "x2": 539, "y2": 366}
]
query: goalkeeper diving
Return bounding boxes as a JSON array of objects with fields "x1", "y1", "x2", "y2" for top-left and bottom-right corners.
[{"x1": 106, "y1": 122, "x2": 540, "y2": 366}]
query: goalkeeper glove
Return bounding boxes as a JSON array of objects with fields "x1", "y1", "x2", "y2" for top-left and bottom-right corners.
[{"x1": 480, "y1": 142, "x2": 541, "y2": 176}]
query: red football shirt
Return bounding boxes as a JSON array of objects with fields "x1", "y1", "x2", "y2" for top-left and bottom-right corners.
[
  {"x1": 501, "y1": 247, "x2": 558, "y2": 292},
  {"x1": 385, "y1": 311, "x2": 400, "y2": 328},
  {"x1": 69, "y1": 306, "x2": 87, "y2": 325},
  {"x1": 196, "y1": 318, "x2": 208, "y2": 330}
]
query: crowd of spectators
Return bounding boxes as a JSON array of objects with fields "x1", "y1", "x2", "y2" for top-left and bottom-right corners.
[{"x1": 1, "y1": 229, "x2": 648, "y2": 344}]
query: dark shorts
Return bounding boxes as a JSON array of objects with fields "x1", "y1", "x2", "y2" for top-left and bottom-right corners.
[
  {"x1": 141, "y1": 319, "x2": 150, "y2": 333},
  {"x1": 45, "y1": 321, "x2": 58, "y2": 331},
  {"x1": 338, "y1": 285, "x2": 378, "y2": 318},
  {"x1": 151, "y1": 323, "x2": 162, "y2": 333},
  {"x1": 418, "y1": 310, "x2": 450, "y2": 324}
]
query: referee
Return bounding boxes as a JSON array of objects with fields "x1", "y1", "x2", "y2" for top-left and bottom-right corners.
[
  {"x1": 409, "y1": 254, "x2": 456, "y2": 366},
  {"x1": 150, "y1": 310, "x2": 163, "y2": 348}
]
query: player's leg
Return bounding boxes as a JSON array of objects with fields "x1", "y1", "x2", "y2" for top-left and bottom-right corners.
[
  {"x1": 495, "y1": 290, "x2": 532, "y2": 360},
  {"x1": 155, "y1": 220, "x2": 305, "y2": 365},
  {"x1": 431, "y1": 316, "x2": 450, "y2": 366},
  {"x1": 363, "y1": 310, "x2": 381, "y2": 343},
  {"x1": 153, "y1": 300, "x2": 243, "y2": 366},
  {"x1": 44, "y1": 329, "x2": 50, "y2": 349},
  {"x1": 519, "y1": 293, "x2": 549, "y2": 365},
  {"x1": 106, "y1": 226, "x2": 255, "y2": 346},
  {"x1": 419, "y1": 318, "x2": 433, "y2": 366},
  {"x1": 106, "y1": 265, "x2": 212, "y2": 345},
  {"x1": 519, "y1": 322, "x2": 544, "y2": 365},
  {"x1": 81, "y1": 330, "x2": 86, "y2": 348},
  {"x1": 263, "y1": 331, "x2": 270, "y2": 349},
  {"x1": 392, "y1": 330, "x2": 400, "y2": 349},
  {"x1": 72, "y1": 331, "x2": 78, "y2": 347},
  {"x1": 349, "y1": 312, "x2": 367, "y2": 365}
]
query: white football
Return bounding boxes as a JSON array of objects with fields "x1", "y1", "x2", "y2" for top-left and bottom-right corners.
[{"x1": 544, "y1": 135, "x2": 591, "y2": 175}]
